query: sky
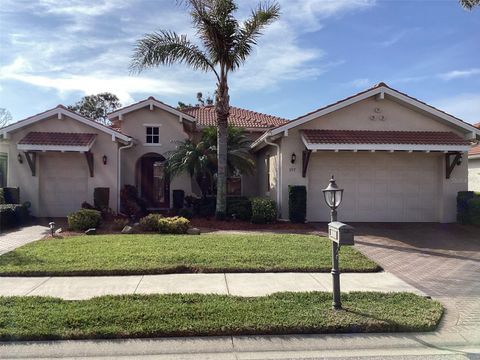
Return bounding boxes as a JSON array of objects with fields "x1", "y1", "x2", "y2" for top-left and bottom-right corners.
[{"x1": 0, "y1": 0, "x2": 479, "y2": 124}]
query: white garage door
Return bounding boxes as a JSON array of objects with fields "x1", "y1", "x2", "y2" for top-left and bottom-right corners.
[
  {"x1": 307, "y1": 152, "x2": 440, "y2": 222},
  {"x1": 40, "y1": 153, "x2": 88, "y2": 217}
]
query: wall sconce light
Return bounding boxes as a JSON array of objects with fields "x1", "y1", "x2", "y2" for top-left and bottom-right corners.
[
  {"x1": 17, "y1": 153, "x2": 23, "y2": 164},
  {"x1": 102, "y1": 155, "x2": 107, "y2": 165},
  {"x1": 291, "y1": 153, "x2": 296, "y2": 164}
]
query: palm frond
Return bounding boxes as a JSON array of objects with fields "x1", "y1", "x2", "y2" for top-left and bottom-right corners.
[
  {"x1": 130, "y1": 30, "x2": 218, "y2": 78},
  {"x1": 231, "y1": 1, "x2": 280, "y2": 69},
  {"x1": 460, "y1": 0, "x2": 479, "y2": 9}
]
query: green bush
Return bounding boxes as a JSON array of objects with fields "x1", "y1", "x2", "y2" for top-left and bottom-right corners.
[
  {"x1": 189, "y1": 196, "x2": 216, "y2": 217},
  {"x1": 0, "y1": 204, "x2": 29, "y2": 231},
  {"x1": 158, "y1": 216, "x2": 190, "y2": 234},
  {"x1": 94, "y1": 187, "x2": 110, "y2": 212},
  {"x1": 288, "y1": 186, "x2": 307, "y2": 223},
  {"x1": 139, "y1": 213, "x2": 164, "y2": 232},
  {"x1": 2, "y1": 187, "x2": 19, "y2": 204},
  {"x1": 227, "y1": 196, "x2": 252, "y2": 221},
  {"x1": 467, "y1": 197, "x2": 480, "y2": 225},
  {"x1": 457, "y1": 191, "x2": 475, "y2": 224},
  {"x1": 250, "y1": 197, "x2": 277, "y2": 224},
  {"x1": 67, "y1": 209, "x2": 102, "y2": 231},
  {"x1": 178, "y1": 208, "x2": 193, "y2": 219},
  {"x1": 120, "y1": 185, "x2": 146, "y2": 218}
]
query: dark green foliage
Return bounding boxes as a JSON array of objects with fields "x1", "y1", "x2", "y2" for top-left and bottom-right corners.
[
  {"x1": 189, "y1": 196, "x2": 216, "y2": 217},
  {"x1": 0, "y1": 188, "x2": 4, "y2": 204},
  {"x1": 67, "y1": 92, "x2": 121, "y2": 126},
  {"x1": 2, "y1": 187, "x2": 19, "y2": 204},
  {"x1": 67, "y1": 209, "x2": 101, "y2": 231},
  {"x1": 288, "y1": 186, "x2": 307, "y2": 223},
  {"x1": 457, "y1": 191, "x2": 480, "y2": 224},
  {"x1": 251, "y1": 197, "x2": 277, "y2": 224},
  {"x1": 467, "y1": 197, "x2": 480, "y2": 225},
  {"x1": 172, "y1": 190, "x2": 185, "y2": 209},
  {"x1": 227, "y1": 196, "x2": 252, "y2": 220},
  {"x1": 158, "y1": 216, "x2": 190, "y2": 234},
  {"x1": 120, "y1": 185, "x2": 146, "y2": 218},
  {"x1": 0, "y1": 204, "x2": 29, "y2": 231},
  {"x1": 0, "y1": 292, "x2": 442, "y2": 340},
  {"x1": 139, "y1": 213, "x2": 164, "y2": 232},
  {"x1": 0, "y1": 234, "x2": 380, "y2": 276},
  {"x1": 178, "y1": 208, "x2": 193, "y2": 219},
  {"x1": 93, "y1": 187, "x2": 110, "y2": 212}
]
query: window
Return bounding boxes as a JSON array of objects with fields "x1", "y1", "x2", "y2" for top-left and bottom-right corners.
[{"x1": 146, "y1": 126, "x2": 160, "y2": 144}]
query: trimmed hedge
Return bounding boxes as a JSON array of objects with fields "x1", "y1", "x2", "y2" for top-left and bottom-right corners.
[
  {"x1": 227, "y1": 196, "x2": 252, "y2": 221},
  {"x1": 139, "y1": 213, "x2": 164, "y2": 232},
  {"x1": 289, "y1": 186, "x2": 307, "y2": 223},
  {"x1": 0, "y1": 204, "x2": 29, "y2": 230},
  {"x1": 67, "y1": 209, "x2": 102, "y2": 231},
  {"x1": 158, "y1": 216, "x2": 190, "y2": 234},
  {"x1": 251, "y1": 197, "x2": 277, "y2": 224},
  {"x1": 457, "y1": 191, "x2": 480, "y2": 225}
]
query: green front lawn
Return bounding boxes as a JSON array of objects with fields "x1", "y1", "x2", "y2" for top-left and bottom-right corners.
[
  {"x1": 0, "y1": 233, "x2": 380, "y2": 276},
  {"x1": 0, "y1": 292, "x2": 443, "y2": 340}
]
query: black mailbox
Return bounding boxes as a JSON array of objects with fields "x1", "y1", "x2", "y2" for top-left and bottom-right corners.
[{"x1": 328, "y1": 221, "x2": 354, "y2": 246}]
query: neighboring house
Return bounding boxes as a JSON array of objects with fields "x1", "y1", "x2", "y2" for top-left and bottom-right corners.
[
  {"x1": 0, "y1": 82, "x2": 479, "y2": 222},
  {"x1": 468, "y1": 123, "x2": 480, "y2": 192}
]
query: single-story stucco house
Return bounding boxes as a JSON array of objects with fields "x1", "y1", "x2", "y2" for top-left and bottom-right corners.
[
  {"x1": 468, "y1": 123, "x2": 480, "y2": 192},
  {"x1": 1, "y1": 82, "x2": 479, "y2": 223}
]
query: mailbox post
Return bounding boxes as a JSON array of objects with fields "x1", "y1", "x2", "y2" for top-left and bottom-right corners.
[{"x1": 322, "y1": 176, "x2": 355, "y2": 310}]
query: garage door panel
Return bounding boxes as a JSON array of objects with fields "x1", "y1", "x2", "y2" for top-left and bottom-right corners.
[
  {"x1": 40, "y1": 153, "x2": 88, "y2": 217},
  {"x1": 307, "y1": 153, "x2": 439, "y2": 222}
]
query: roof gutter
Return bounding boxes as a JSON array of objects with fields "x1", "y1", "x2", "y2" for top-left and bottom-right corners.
[{"x1": 264, "y1": 137, "x2": 281, "y2": 218}]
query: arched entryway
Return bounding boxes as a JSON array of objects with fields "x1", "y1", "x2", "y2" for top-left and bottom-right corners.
[{"x1": 137, "y1": 153, "x2": 169, "y2": 208}]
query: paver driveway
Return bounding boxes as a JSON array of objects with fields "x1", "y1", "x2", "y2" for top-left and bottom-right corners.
[{"x1": 315, "y1": 223, "x2": 480, "y2": 334}]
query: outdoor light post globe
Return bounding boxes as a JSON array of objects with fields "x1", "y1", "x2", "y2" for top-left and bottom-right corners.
[{"x1": 322, "y1": 175, "x2": 344, "y2": 310}]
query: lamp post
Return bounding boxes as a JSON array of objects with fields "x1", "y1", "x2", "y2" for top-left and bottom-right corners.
[{"x1": 322, "y1": 175, "x2": 344, "y2": 310}]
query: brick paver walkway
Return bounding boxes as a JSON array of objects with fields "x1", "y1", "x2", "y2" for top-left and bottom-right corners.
[
  {"x1": 314, "y1": 223, "x2": 480, "y2": 334},
  {"x1": 0, "y1": 225, "x2": 49, "y2": 255}
]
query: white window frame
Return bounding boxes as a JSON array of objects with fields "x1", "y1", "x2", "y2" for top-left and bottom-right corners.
[{"x1": 143, "y1": 124, "x2": 161, "y2": 146}]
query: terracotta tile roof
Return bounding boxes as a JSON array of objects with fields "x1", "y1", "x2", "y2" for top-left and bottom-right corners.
[
  {"x1": 182, "y1": 105, "x2": 288, "y2": 129},
  {"x1": 301, "y1": 130, "x2": 470, "y2": 146},
  {"x1": 470, "y1": 145, "x2": 480, "y2": 156},
  {"x1": 18, "y1": 132, "x2": 97, "y2": 147}
]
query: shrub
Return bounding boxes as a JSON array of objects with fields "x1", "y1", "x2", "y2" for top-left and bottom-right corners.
[
  {"x1": 227, "y1": 197, "x2": 252, "y2": 221},
  {"x1": 139, "y1": 213, "x2": 164, "y2": 231},
  {"x1": 2, "y1": 187, "x2": 19, "y2": 204},
  {"x1": 120, "y1": 185, "x2": 146, "y2": 218},
  {"x1": 111, "y1": 218, "x2": 129, "y2": 231},
  {"x1": 178, "y1": 207, "x2": 193, "y2": 219},
  {"x1": 158, "y1": 216, "x2": 190, "y2": 234},
  {"x1": 67, "y1": 209, "x2": 101, "y2": 231},
  {"x1": 457, "y1": 191, "x2": 475, "y2": 224},
  {"x1": 172, "y1": 190, "x2": 185, "y2": 209},
  {"x1": 289, "y1": 186, "x2": 307, "y2": 223},
  {"x1": 94, "y1": 187, "x2": 110, "y2": 212},
  {"x1": 0, "y1": 204, "x2": 29, "y2": 231},
  {"x1": 467, "y1": 197, "x2": 480, "y2": 225},
  {"x1": 188, "y1": 196, "x2": 216, "y2": 217},
  {"x1": 250, "y1": 197, "x2": 277, "y2": 224}
]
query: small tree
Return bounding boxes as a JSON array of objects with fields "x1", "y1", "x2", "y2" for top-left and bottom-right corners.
[
  {"x1": 68, "y1": 93, "x2": 121, "y2": 126},
  {"x1": 460, "y1": 0, "x2": 479, "y2": 9},
  {"x1": 131, "y1": 0, "x2": 280, "y2": 219},
  {"x1": 0, "y1": 108, "x2": 12, "y2": 128}
]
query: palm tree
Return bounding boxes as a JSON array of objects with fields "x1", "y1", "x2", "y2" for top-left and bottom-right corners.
[
  {"x1": 130, "y1": 0, "x2": 280, "y2": 219},
  {"x1": 167, "y1": 127, "x2": 255, "y2": 197},
  {"x1": 460, "y1": 0, "x2": 479, "y2": 9}
]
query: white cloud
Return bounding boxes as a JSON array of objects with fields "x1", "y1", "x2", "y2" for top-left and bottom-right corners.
[
  {"x1": 438, "y1": 68, "x2": 480, "y2": 80},
  {"x1": 432, "y1": 93, "x2": 480, "y2": 124},
  {"x1": 348, "y1": 78, "x2": 371, "y2": 88},
  {"x1": 37, "y1": 0, "x2": 133, "y2": 16}
]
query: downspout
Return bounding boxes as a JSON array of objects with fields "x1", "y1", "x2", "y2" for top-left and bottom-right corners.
[
  {"x1": 117, "y1": 140, "x2": 134, "y2": 213},
  {"x1": 264, "y1": 137, "x2": 281, "y2": 218}
]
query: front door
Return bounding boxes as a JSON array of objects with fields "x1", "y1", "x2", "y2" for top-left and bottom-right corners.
[{"x1": 141, "y1": 156, "x2": 169, "y2": 208}]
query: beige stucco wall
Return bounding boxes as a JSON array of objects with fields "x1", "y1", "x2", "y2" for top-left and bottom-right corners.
[
  {"x1": 118, "y1": 107, "x2": 197, "y2": 203},
  {"x1": 3, "y1": 115, "x2": 119, "y2": 216},
  {"x1": 469, "y1": 157, "x2": 480, "y2": 192},
  {"x1": 277, "y1": 96, "x2": 469, "y2": 222}
]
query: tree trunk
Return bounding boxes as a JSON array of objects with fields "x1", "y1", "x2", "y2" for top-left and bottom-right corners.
[{"x1": 215, "y1": 73, "x2": 229, "y2": 219}]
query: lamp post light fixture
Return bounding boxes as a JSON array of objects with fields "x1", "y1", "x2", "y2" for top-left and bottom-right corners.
[
  {"x1": 322, "y1": 175, "x2": 345, "y2": 310},
  {"x1": 17, "y1": 153, "x2": 23, "y2": 164},
  {"x1": 48, "y1": 222, "x2": 55, "y2": 237},
  {"x1": 102, "y1": 155, "x2": 108, "y2": 165},
  {"x1": 291, "y1": 153, "x2": 296, "y2": 164}
]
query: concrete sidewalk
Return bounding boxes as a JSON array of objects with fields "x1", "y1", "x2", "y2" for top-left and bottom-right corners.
[{"x1": 0, "y1": 271, "x2": 423, "y2": 300}]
